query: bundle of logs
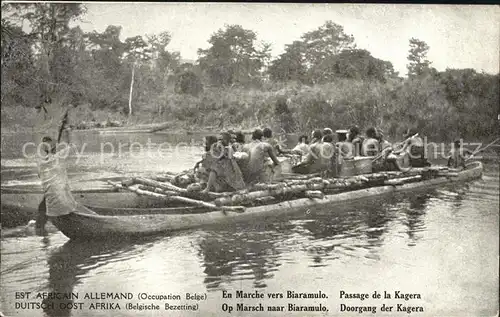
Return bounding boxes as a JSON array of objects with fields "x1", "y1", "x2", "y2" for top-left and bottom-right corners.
[{"x1": 107, "y1": 166, "x2": 457, "y2": 212}]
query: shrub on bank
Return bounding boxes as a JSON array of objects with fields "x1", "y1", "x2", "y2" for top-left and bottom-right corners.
[{"x1": 2, "y1": 72, "x2": 497, "y2": 143}]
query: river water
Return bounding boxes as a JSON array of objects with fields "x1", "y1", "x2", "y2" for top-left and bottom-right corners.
[{"x1": 1, "y1": 131, "x2": 498, "y2": 317}]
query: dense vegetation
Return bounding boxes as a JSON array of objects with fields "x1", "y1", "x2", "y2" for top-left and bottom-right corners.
[{"x1": 1, "y1": 3, "x2": 498, "y2": 141}]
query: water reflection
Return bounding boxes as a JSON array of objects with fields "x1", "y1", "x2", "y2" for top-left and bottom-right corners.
[
  {"x1": 300, "y1": 210, "x2": 361, "y2": 266},
  {"x1": 43, "y1": 238, "x2": 158, "y2": 317},
  {"x1": 197, "y1": 194, "x2": 427, "y2": 288},
  {"x1": 449, "y1": 183, "x2": 470, "y2": 209},
  {"x1": 195, "y1": 192, "x2": 436, "y2": 289},
  {"x1": 404, "y1": 193, "x2": 432, "y2": 246},
  {"x1": 300, "y1": 198, "x2": 396, "y2": 264},
  {"x1": 197, "y1": 228, "x2": 283, "y2": 290}
]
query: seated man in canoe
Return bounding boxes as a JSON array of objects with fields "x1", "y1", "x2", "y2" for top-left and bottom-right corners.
[
  {"x1": 376, "y1": 128, "x2": 392, "y2": 152},
  {"x1": 263, "y1": 127, "x2": 291, "y2": 156},
  {"x1": 291, "y1": 135, "x2": 309, "y2": 156},
  {"x1": 348, "y1": 125, "x2": 365, "y2": 156},
  {"x1": 335, "y1": 130, "x2": 354, "y2": 159},
  {"x1": 262, "y1": 127, "x2": 302, "y2": 170},
  {"x1": 323, "y1": 134, "x2": 341, "y2": 177},
  {"x1": 240, "y1": 129, "x2": 281, "y2": 185},
  {"x1": 322, "y1": 128, "x2": 334, "y2": 143},
  {"x1": 232, "y1": 131, "x2": 246, "y2": 152},
  {"x1": 193, "y1": 135, "x2": 218, "y2": 188},
  {"x1": 291, "y1": 129, "x2": 322, "y2": 174},
  {"x1": 385, "y1": 128, "x2": 430, "y2": 170},
  {"x1": 331, "y1": 129, "x2": 353, "y2": 176},
  {"x1": 447, "y1": 139, "x2": 473, "y2": 169},
  {"x1": 292, "y1": 132, "x2": 335, "y2": 175},
  {"x1": 309, "y1": 129, "x2": 323, "y2": 146},
  {"x1": 200, "y1": 132, "x2": 247, "y2": 193},
  {"x1": 361, "y1": 127, "x2": 380, "y2": 157},
  {"x1": 371, "y1": 129, "x2": 394, "y2": 172}
]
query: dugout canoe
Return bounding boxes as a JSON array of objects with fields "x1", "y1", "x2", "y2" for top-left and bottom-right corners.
[
  {"x1": 44, "y1": 161, "x2": 483, "y2": 240},
  {"x1": 0, "y1": 156, "x2": 295, "y2": 228},
  {"x1": 1, "y1": 156, "x2": 295, "y2": 210}
]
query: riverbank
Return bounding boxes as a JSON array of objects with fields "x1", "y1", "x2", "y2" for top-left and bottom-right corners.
[
  {"x1": 0, "y1": 104, "x2": 259, "y2": 136},
  {"x1": 2, "y1": 105, "x2": 499, "y2": 160},
  {"x1": 2, "y1": 77, "x2": 498, "y2": 142}
]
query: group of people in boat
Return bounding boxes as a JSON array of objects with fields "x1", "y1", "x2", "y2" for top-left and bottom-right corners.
[
  {"x1": 31, "y1": 104, "x2": 476, "y2": 238},
  {"x1": 188, "y1": 125, "x2": 475, "y2": 193},
  {"x1": 289, "y1": 126, "x2": 430, "y2": 176},
  {"x1": 193, "y1": 128, "x2": 281, "y2": 193},
  {"x1": 35, "y1": 106, "x2": 471, "y2": 200}
]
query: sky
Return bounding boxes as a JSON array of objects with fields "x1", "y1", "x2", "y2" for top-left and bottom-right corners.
[{"x1": 73, "y1": 3, "x2": 499, "y2": 76}]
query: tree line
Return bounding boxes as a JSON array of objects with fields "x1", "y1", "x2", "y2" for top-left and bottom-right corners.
[{"x1": 1, "y1": 3, "x2": 498, "y2": 141}]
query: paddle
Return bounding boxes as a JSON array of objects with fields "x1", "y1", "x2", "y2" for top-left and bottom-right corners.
[
  {"x1": 56, "y1": 108, "x2": 70, "y2": 143},
  {"x1": 465, "y1": 138, "x2": 500, "y2": 162},
  {"x1": 371, "y1": 133, "x2": 419, "y2": 162}
]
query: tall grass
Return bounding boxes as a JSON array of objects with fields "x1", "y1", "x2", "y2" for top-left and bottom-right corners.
[{"x1": 2, "y1": 76, "x2": 498, "y2": 143}]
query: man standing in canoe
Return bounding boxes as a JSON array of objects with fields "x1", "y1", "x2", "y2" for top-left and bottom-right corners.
[
  {"x1": 35, "y1": 104, "x2": 88, "y2": 234},
  {"x1": 332, "y1": 129, "x2": 352, "y2": 176},
  {"x1": 241, "y1": 129, "x2": 280, "y2": 185}
]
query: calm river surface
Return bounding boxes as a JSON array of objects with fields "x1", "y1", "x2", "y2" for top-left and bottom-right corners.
[{"x1": 1, "y1": 131, "x2": 498, "y2": 317}]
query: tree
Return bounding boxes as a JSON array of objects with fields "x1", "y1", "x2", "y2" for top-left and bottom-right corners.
[
  {"x1": 146, "y1": 31, "x2": 180, "y2": 74},
  {"x1": 301, "y1": 21, "x2": 355, "y2": 66},
  {"x1": 255, "y1": 41, "x2": 272, "y2": 80},
  {"x1": 407, "y1": 38, "x2": 432, "y2": 77},
  {"x1": 145, "y1": 31, "x2": 180, "y2": 92},
  {"x1": 85, "y1": 25, "x2": 128, "y2": 109},
  {"x1": 124, "y1": 35, "x2": 150, "y2": 62},
  {"x1": 123, "y1": 35, "x2": 151, "y2": 116},
  {"x1": 86, "y1": 25, "x2": 126, "y2": 77},
  {"x1": 268, "y1": 41, "x2": 307, "y2": 82},
  {"x1": 301, "y1": 21, "x2": 355, "y2": 83},
  {"x1": 11, "y1": 3, "x2": 87, "y2": 104},
  {"x1": 314, "y1": 49, "x2": 398, "y2": 83},
  {"x1": 1, "y1": 18, "x2": 37, "y2": 105},
  {"x1": 197, "y1": 24, "x2": 268, "y2": 87},
  {"x1": 268, "y1": 21, "x2": 356, "y2": 84}
]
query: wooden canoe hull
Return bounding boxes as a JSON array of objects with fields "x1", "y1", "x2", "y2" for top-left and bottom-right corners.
[
  {"x1": 1, "y1": 156, "x2": 295, "y2": 213},
  {"x1": 0, "y1": 189, "x2": 174, "y2": 227},
  {"x1": 1, "y1": 190, "x2": 169, "y2": 210},
  {"x1": 47, "y1": 162, "x2": 483, "y2": 240}
]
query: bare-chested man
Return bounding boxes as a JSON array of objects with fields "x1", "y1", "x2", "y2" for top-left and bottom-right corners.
[
  {"x1": 241, "y1": 129, "x2": 280, "y2": 185},
  {"x1": 293, "y1": 133, "x2": 335, "y2": 174},
  {"x1": 202, "y1": 132, "x2": 246, "y2": 193}
]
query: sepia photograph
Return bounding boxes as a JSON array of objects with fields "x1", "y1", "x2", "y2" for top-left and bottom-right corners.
[{"x1": 0, "y1": 2, "x2": 499, "y2": 316}]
